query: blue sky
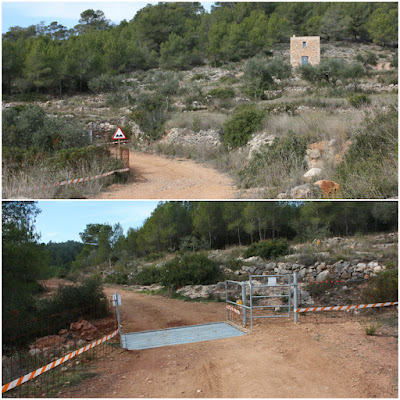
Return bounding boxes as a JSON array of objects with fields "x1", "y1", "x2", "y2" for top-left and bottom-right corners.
[
  {"x1": 2, "y1": 1, "x2": 215, "y2": 33},
  {"x1": 35, "y1": 200, "x2": 160, "y2": 243}
]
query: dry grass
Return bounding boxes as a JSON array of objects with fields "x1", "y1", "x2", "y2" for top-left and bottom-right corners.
[
  {"x1": 2, "y1": 160, "x2": 117, "y2": 199},
  {"x1": 165, "y1": 111, "x2": 227, "y2": 132}
]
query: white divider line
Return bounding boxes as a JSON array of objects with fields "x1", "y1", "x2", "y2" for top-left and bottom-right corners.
[
  {"x1": 295, "y1": 301, "x2": 398, "y2": 313},
  {"x1": 2, "y1": 329, "x2": 119, "y2": 393}
]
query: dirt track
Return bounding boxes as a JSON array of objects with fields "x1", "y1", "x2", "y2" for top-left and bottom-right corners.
[
  {"x1": 97, "y1": 151, "x2": 237, "y2": 199},
  {"x1": 62, "y1": 285, "x2": 398, "y2": 398}
]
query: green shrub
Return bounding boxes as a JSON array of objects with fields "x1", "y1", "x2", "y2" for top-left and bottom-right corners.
[
  {"x1": 39, "y1": 277, "x2": 109, "y2": 318},
  {"x1": 347, "y1": 93, "x2": 371, "y2": 108},
  {"x1": 131, "y1": 92, "x2": 171, "y2": 140},
  {"x1": 88, "y1": 74, "x2": 123, "y2": 93},
  {"x1": 365, "y1": 324, "x2": 378, "y2": 336},
  {"x1": 179, "y1": 236, "x2": 209, "y2": 251},
  {"x1": 243, "y1": 238, "x2": 289, "y2": 260},
  {"x1": 160, "y1": 253, "x2": 221, "y2": 290},
  {"x1": 243, "y1": 55, "x2": 274, "y2": 99},
  {"x1": 208, "y1": 87, "x2": 235, "y2": 99},
  {"x1": 191, "y1": 73, "x2": 209, "y2": 81},
  {"x1": 104, "y1": 270, "x2": 129, "y2": 285},
  {"x1": 362, "y1": 268, "x2": 398, "y2": 303},
  {"x1": 222, "y1": 104, "x2": 265, "y2": 148},
  {"x1": 133, "y1": 266, "x2": 162, "y2": 285}
]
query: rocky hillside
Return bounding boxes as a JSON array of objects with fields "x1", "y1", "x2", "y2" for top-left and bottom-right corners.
[
  {"x1": 3, "y1": 42, "x2": 397, "y2": 198},
  {"x1": 103, "y1": 232, "x2": 397, "y2": 306}
]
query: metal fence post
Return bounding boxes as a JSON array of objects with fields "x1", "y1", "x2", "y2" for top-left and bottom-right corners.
[
  {"x1": 293, "y1": 272, "x2": 299, "y2": 323},
  {"x1": 242, "y1": 282, "x2": 247, "y2": 326},
  {"x1": 114, "y1": 291, "x2": 123, "y2": 346}
]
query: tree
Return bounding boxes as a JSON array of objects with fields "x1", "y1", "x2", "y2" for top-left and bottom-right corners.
[
  {"x1": 74, "y1": 9, "x2": 111, "y2": 35},
  {"x1": 243, "y1": 55, "x2": 274, "y2": 99},
  {"x1": 2, "y1": 202, "x2": 49, "y2": 319},
  {"x1": 222, "y1": 202, "x2": 246, "y2": 246},
  {"x1": 367, "y1": 4, "x2": 398, "y2": 46},
  {"x1": 192, "y1": 202, "x2": 224, "y2": 248}
]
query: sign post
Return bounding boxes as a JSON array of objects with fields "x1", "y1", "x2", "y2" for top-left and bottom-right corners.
[
  {"x1": 112, "y1": 126, "x2": 127, "y2": 153},
  {"x1": 113, "y1": 292, "x2": 123, "y2": 346}
]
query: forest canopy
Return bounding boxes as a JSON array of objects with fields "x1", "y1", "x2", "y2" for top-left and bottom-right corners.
[{"x1": 3, "y1": 2, "x2": 398, "y2": 95}]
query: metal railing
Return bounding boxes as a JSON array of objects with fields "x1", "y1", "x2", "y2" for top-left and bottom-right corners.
[{"x1": 226, "y1": 274, "x2": 294, "y2": 331}]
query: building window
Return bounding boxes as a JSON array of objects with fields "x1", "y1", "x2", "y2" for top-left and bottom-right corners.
[{"x1": 303, "y1": 41, "x2": 306, "y2": 48}]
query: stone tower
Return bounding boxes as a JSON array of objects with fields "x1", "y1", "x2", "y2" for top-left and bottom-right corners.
[{"x1": 290, "y1": 35, "x2": 320, "y2": 68}]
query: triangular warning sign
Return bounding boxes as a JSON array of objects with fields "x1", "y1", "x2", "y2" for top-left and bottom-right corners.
[{"x1": 113, "y1": 127, "x2": 126, "y2": 140}]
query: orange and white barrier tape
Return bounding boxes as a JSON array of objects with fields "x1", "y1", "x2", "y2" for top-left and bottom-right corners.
[
  {"x1": 2, "y1": 329, "x2": 119, "y2": 394},
  {"x1": 227, "y1": 305, "x2": 241, "y2": 315},
  {"x1": 41, "y1": 168, "x2": 130, "y2": 189},
  {"x1": 295, "y1": 301, "x2": 398, "y2": 313}
]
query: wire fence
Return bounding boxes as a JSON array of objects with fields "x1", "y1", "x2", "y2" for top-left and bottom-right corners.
[
  {"x1": 2, "y1": 299, "x2": 118, "y2": 398},
  {"x1": 296, "y1": 277, "x2": 398, "y2": 325}
]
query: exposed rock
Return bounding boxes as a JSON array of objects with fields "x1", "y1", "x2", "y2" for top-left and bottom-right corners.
[
  {"x1": 30, "y1": 335, "x2": 64, "y2": 350},
  {"x1": 303, "y1": 167, "x2": 323, "y2": 181},
  {"x1": 70, "y1": 320, "x2": 99, "y2": 341},
  {"x1": 160, "y1": 128, "x2": 221, "y2": 148},
  {"x1": 247, "y1": 132, "x2": 275, "y2": 159},
  {"x1": 316, "y1": 270, "x2": 330, "y2": 282},
  {"x1": 314, "y1": 180, "x2": 340, "y2": 198},
  {"x1": 290, "y1": 184, "x2": 312, "y2": 199},
  {"x1": 29, "y1": 348, "x2": 42, "y2": 356}
]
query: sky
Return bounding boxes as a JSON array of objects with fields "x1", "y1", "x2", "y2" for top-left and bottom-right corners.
[
  {"x1": 35, "y1": 200, "x2": 160, "y2": 243},
  {"x1": 2, "y1": 1, "x2": 215, "y2": 33}
]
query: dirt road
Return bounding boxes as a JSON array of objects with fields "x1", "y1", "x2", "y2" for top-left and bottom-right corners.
[
  {"x1": 62, "y1": 286, "x2": 398, "y2": 398},
  {"x1": 97, "y1": 152, "x2": 237, "y2": 199}
]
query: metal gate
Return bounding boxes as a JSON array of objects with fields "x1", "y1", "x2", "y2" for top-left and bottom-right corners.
[{"x1": 226, "y1": 274, "x2": 293, "y2": 331}]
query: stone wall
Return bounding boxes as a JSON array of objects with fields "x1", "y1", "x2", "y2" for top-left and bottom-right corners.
[{"x1": 290, "y1": 35, "x2": 320, "y2": 68}]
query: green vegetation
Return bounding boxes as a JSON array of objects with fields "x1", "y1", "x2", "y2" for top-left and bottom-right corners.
[
  {"x1": 243, "y1": 238, "x2": 290, "y2": 260},
  {"x1": 239, "y1": 131, "x2": 309, "y2": 190},
  {"x1": 2, "y1": 202, "x2": 50, "y2": 323},
  {"x1": 336, "y1": 107, "x2": 398, "y2": 198},
  {"x1": 222, "y1": 104, "x2": 265, "y2": 148},
  {"x1": 362, "y1": 268, "x2": 398, "y2": 303},
  {"x1": 3, "y1": 3, "x2": 397, "y2": 96},
  {"x1": 160, "y1": 253, "x2": 221, "y2": 290},
  {"x1": 347, "y1": 93, "x2": 371, "y2": 108},
  {"x1": 39, "y1": 277, "x2": 109, "y2": 317}
]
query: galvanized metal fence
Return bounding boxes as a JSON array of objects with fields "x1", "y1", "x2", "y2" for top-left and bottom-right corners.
[
  {"x1": 2, "y1": 299, "x2": 118, "y2": 398},
  {"x1": 226, "y1": 273, "x2": 398, "y2": 330},
  {"x1": 226, "y1": 274, "x2": 293, "y2": 331}
]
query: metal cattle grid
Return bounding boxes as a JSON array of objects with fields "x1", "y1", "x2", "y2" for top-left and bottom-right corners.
[{"x1": 121, "y1": 322, "x2": 247, "y2": 350}]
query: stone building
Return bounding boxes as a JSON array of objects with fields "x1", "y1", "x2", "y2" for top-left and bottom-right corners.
[{"x1": 290, "y1": 35, "x2": 320, "y2": 68}]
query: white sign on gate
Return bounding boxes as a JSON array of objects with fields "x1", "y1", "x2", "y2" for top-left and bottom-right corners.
[
  {"x1": 268, "y1": 277, "x2": 277, "y2": 286},
  {"x1": 112, "y1": 294, "x2": 122, "y2": 306}
]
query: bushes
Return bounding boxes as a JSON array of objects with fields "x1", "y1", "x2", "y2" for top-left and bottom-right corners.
[
  {"x1": 222, "y1": 104, "x2": 265, "y2": 148},
  {"x1": 208, "y1": 87, "x2": 235, "y2": 99},
  {"x1": 160, "y1": 253, "x2": 221, "y2": 290},
  {"x1": 39, "y1": 277, "x2": 109, "y2": 318},
  {"x1": 243, "y1": 238, "x2": 289, "y2": 260},
  {"x1": 298, "y1": 59, "x2": 364, "y2": 86},
  {"x1": 132, "y1": 266, "x2": 162, "y2": 285},
  {"x1": 347, "y1": 93, "x2": 371, "y2": 108},
  {"x1": 2, "y1": 105, "x2": 89, "y2": 151},
  {"x1": 362, "y1": 268, "x2": 398, "y2": 303}
]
